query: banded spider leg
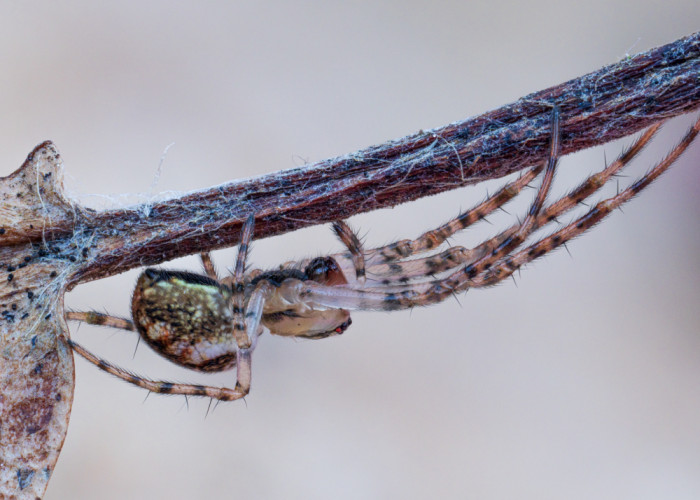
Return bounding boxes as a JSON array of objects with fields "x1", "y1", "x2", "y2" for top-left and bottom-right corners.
[
  {"x1": 353, "y1": 120, "x2": 662, "y2": 286},
  {"x1": 292, "y1": 116, "x2": 699, "y2": 312},
  {"x1": 479, "y1": 117, "x2": 700, "y2": 287}
]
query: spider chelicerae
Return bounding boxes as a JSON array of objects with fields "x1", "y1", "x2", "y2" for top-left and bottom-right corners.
[{"x1": 66, "y1": 111, "x2": 700, "y2": 402}]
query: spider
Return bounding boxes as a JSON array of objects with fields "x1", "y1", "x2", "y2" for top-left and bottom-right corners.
[{"x1": 65, "y1": 111, "x2": 700, "y2": 402}]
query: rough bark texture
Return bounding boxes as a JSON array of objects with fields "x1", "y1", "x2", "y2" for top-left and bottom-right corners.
[{"x1": 0, "y1": 31, "x2": 698, "y2": 498}]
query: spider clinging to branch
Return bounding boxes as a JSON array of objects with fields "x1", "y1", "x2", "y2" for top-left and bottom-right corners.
[{"x1": 64, "y1": 110, "x2": 700, "y2": 402}]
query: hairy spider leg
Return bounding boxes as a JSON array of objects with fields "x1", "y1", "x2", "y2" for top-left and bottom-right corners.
[
  {"x1": 362, "y1": 121, "x2": 661, "y2": 284},
  {"x1": 236, "y1": 280, "x2": 275, "y2": 392},
  {"x1": 477, "y1": 116, "x2": 700, "y2": 287},
  {"x1": 360, "y1": 114, "x2": 568, "y2": 268},
  {"x1": 341, "y1": 168, "x2": 543, "y2": 285},
  {"x1": 362, "y1": 246, "x2": 489, "y2": 285},
  {"x1": 68, "y1": 339, "x2": 250, "y2": 401},
  {"x1": 286, "y1": 141, "x2": 549, "y2": 281},
  {"x1": 293, "y1": 116, "x2": 699, "y2": 311},
  {"x1": 462, "y1": 121, "x2": 664, "y2": 262},
  {"x1": 332, "y1": 220, "x2": 366, "y2": 282},
  {"x1": 232, "y1": 214, "x2": 255, "y2": 350},
  {"x1": 536, "y1": 122, "x2": 661, "y2": 228},
  {"x1": 200, "y1": 252, "x2": 218, "y2": 281},
  {"x1": 65, "y1": 310, "x2": 134, "y2": 331},
  {"x1": 229, "y1": 213, "x2": 259, "y2": 396},
  {"x1": 358, "y1": 109, "x2": 564, "y2": 284},
  {"x1": 362, "y1": 166, "x2": 542, "y2": 266},
  {"x1": 419, "y1": 107, "x2": 561, "y2": 285}
]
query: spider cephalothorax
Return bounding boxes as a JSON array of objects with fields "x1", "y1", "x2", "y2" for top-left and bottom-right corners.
[
  {"x1": 66, "y1": 111, "x2": 700, "y2": 402},
  {"x1": 243, "y1": 256, "x2": 353, "y2": 339}
]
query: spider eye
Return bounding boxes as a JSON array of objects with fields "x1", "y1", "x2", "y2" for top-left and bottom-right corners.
[{"x1": 304, "y1": 257, "x2": 347, "y2": 285}]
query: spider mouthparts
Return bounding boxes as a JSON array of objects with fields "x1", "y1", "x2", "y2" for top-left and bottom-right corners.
[{"x1": 336, "y1": 317, "x2": 352, "y2": 334}]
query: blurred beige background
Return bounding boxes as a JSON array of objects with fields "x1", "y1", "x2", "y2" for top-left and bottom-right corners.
[{"x1": 2, "y1": 2, "x2": 699, "y2": 499}]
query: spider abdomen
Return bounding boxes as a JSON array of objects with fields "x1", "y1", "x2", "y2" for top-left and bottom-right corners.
[{"x1": 131, "y1": 269, "x2": 238, "y2": 372}]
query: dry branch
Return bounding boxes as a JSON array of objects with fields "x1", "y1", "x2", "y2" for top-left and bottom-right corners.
[{"x1": 0, "y1": 31, "x2": 698, "y2": 498}]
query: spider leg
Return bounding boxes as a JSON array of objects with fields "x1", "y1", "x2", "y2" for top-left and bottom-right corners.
[
  {"x1": 366, "y1": 119, "x2": 662, "y2": 285},
  {"x1": 363, "y1": 165, "x2": 541, "y2": 265},
  {"x1": 364, "y1": 246, "x2": 485, "y2": 283},
  {"x1": 332, "y1": 220, "x2": 366, "y2": 282},
  {"x1": 229, "y1": 282, "x2": 273, "y2": 396},
  {"x1": 434, "y1": 106, "x2": 560, "y2": 282},
  {"x1": 200, "y1": 252, "x2": 219, "y2": 281},
  {"x1": 65, "y1": 311, "x2": 135, "y2": 331},
  {"x1": 233, "y1": 215, "x2": 254, "y2": 283},
  {"x1": 464, "y1": 120, "x2": 664, "y2": 257},
  {"x1": 67, "y1": 339, "x2": 250, "y2": 401},
  {"x1": 535, "y1": 122, "x2": 661, "y2": 228},
  {"x1": 362, "y1": 161, "x2": 545, "y2": 267},
  {"x1": 301, "y1": 115, "x2": 699, "y2": 311},
  {"x1": 243, "y1": 281, "x2": 274, "y2": 344},
  {"x1": 228, "y1": 213, "x2": 272, "y2": 398},
  {"x1": 232, "y1": 214, "x2": 256, "y2": 350},
  {"x1": 358, "y1": 107, "x2": 557, "y2": 268},
  {"x1": 65, "y1": 311, "x2": 250, "y2": 400},
  {"x1": 477, "y1": 116, "x2": 700, "y2": 287}
]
